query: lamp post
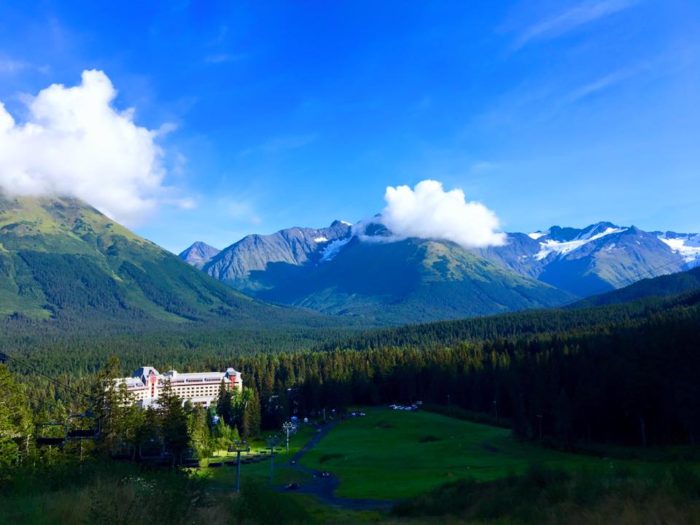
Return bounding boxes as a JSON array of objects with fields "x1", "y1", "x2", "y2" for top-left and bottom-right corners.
[
  {"x1": 230, "y1": 440, "x2": 250, "y2": 493},
  {"x1": 282, "y1": 421, "x2": 294, "y2": 453}
]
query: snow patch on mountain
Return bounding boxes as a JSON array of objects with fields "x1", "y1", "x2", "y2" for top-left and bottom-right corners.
[
  {"x1": 321, "y1": 237, "x2": 351, "y2": 262},
  {"x1": 528, "y1": 232, "x2": 546, "y2": 240},
  {"x1": 313, "y1": 236, "x2": 329, "y2": 243},
  {"x1": 658, "y1": 235, "x2": 700, "y2": 265},
  {"x1": 535, "y1": 227, "x2": 626, "y2": 261}
]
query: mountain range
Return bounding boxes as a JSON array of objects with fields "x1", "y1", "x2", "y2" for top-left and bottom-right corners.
[
  {"x1": 1, "y1": 194, "x2": 696, "y2": 328},
  {"x1": 478, "y1": 222, "x2": 698, "y2": 296},
  {"x1": 0, "y1": 195, "x2": 326, "y2": 327},
  {"x1": 180, "y1": 219, "x2": 699, "y2": 324},
  {"x1": 202, "y1": 220, "x2": 352, "y2": 292}
]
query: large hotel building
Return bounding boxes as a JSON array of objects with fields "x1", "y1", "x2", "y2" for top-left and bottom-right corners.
[{"x1": 116, "y1": 366, "x2": 242, "y2": 408}]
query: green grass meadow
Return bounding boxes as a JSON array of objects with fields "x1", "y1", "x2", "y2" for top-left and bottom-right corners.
[
  {"x1": 196, "y1": 425, "x2": 315, "y2": 488},
  {"x1": 299, "y1": 408, "x2": 696, "y2": 500},
  {"x1": 4, "y1": 409, "x2": 698, "y2": 524},
  {"x1": 196, "y1": 425, "x2": 385, "y2": 523}
]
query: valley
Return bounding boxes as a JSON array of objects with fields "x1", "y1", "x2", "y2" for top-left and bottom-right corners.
[
  {"x1": 3, "y1": 253, "x2": 700, "y2": 523},
  {"x1": 2, "y1": 3, "x2": 698, "y2": 523}
]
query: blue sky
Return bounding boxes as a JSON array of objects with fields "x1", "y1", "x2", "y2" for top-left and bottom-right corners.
[{"x1": 0, "y1": 0, "x2": 698, "y2": 252}]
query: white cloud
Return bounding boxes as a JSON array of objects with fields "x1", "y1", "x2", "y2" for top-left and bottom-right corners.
[
  {"x1": 260, "y1": 134, "x2": 317, "y2": 153},
  {"x1": 378, "y1": 180, "x2": 506, "y2": 248},
  {"x1": 0, "y1": 57, "x2": 49, "y2": 76},
  {"x1": 238, "y1": 133, "x2": 317, "y2": 158},
  {"x1": 514, "y1": 0, "x2": 638, "y2": 49},
  {"x1": 0, "y1": 69, "x2": 185, "y2": 226},
  {"x1": 204, "y1": 53, "x2": 246, "y2": 64},
  {"x1": 0, "y1": 58, "x2": 30, "y2": 74},
  {"x1": 564, "y1": 67, "x2": 638, "y2": 103},
  {"x1": 218, "y1": 197, "x2": 261, "y2": 225},
  {"x1": 469, "y1": 161, "x2": 500, "y2": 174}
]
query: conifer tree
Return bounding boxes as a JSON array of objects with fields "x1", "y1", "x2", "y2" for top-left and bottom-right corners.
[
  {"x1": 216, "y1": 381, "x2": 234, "y2": 426},
  {"x1": 91, "y1": 356, "x2": 126, "y2": 456},
  {"x1": 158, "y1": 380, "x2": 189, "y2": 466},
  {"x1": 0, "y1": 365, "x2": 32, "y2": 472}
]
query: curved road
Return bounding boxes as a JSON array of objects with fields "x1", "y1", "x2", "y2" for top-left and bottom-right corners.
[{"x1": 283, "y1": 421, "x2": 395, "y2": 511}]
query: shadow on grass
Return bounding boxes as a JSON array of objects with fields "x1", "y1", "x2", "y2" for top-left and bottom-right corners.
[
  {"x1": 392, "y1": 464, "x2": 700, "y2": 524},
  {"x1": 1, "y1": 461, "x2": 317, "y2": 525}
]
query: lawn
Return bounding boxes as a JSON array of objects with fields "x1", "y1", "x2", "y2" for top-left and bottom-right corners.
[
  {"x1": 299, "y1": 408, "x2": 692, "y2": 500},
  {"x1": 197, "y1": 424, "x2": 315, "y2": 488},
  {"x1": 197, "y1": 424, "x2": 387, "y2": 522}
]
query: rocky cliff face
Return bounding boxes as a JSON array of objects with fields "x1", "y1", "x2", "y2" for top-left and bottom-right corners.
[
  {"x1": 478, "y1": 223, "x2": 692, "y2": 296},
  {"x1": 202, "y1": 220, "x2": 352, "y2": 286}
]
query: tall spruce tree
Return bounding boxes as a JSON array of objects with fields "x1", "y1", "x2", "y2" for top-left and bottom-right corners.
[
  {"x1": 0, "y1": 365, "x2": 32, "y2": 472},
  {"x1": 158, "y1": 381, "x2": 190, "y2": 466},
  {"x1": 216, "y1": 381, "x2": 234, "y2": 426}
]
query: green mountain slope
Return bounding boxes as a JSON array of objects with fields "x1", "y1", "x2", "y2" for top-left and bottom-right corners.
[
  {"x1": 245, "y1": 237, "x2": 574, "y2": 324},
  {"x1": 0, "y1": 195, "x2": 325, "y2": 326},
  {"x1": 318, "y1": 291, "x2": 687, "y2": 353},
  {"x1": 572, "y1": 266, "x2": 700, "y2": 308}
]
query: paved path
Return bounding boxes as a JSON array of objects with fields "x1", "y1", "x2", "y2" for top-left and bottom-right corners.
[{"x1": 282, "y1": 421, "x2": 395, "y2": 511}]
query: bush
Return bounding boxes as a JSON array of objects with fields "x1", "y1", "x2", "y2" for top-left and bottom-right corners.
[{"x1": 230, "y1": 482, "x2": 314, "y2": 525}]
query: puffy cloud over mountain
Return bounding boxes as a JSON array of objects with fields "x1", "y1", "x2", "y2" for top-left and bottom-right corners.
[
  {"x1": 379, "y1": 179, "x2": 506, "y2": 248},
  {"x1": 0, "y1": 70, "x2": 188, "y2": 226}
]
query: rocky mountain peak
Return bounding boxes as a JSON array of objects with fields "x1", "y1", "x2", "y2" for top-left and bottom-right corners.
[{"x1": 178, "y1": 241, "x2": 220, "y2": 269}]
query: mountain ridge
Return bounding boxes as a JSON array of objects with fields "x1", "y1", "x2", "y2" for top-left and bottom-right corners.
[
  {"x1": 181, "y1": 219, "x2": 699, "y2": 324},
  {"x1": 203, "y1": 220, "x2": 352, "y2": 291},
  {"x1": 572, "y1": 265, "x2": 700, "y2": 308},
  {"x1": 479, "y1": 221, "x2": 695, "y2": 295},
  {"x1": 0, "y1": 194, "x2": 331, "y2": 328},
  {"x1": 186, "y1": 220, "x2": 574, "y2": 324}
]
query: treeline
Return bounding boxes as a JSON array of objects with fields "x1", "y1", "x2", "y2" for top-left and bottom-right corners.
[
  {"x1": 316, "y1": 295, "x2": 681, "y2": 352},
  {"x1": 231, "y1": 294, "x2": 700, "y2": 446},
  {"x1": 5, "y1": 292, "x2": 700, "y2": 453},
  {"x1": 5, "y1": 283, "x2": 684, "y2": 381},
  {"x1": 0, "y1": 319, "x2": 357, "y2": 375}
]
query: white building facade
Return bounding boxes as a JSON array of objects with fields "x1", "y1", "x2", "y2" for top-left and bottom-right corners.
[{"x1": 116, "y1": 367, "x2": 242, "y2": 408}]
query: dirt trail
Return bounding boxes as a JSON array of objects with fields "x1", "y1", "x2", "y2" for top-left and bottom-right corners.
[{"x1": 284, "y1": 421, "x2": 395, "y2": 511}]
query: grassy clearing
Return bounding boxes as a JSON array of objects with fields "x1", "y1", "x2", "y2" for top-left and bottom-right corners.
[
  {"x1": 300, "y1": 408, "x2": 698, "y2": 500},
  {"x1": 195, "y1": 425, "x2": 384, "y2": 523},
  {"x1": 4, "y1": 414, "x2": 698, "y2": 524},
  {"x1": 196, "y1": 425, "x2": 315, "y2": 487},
  {"x1": 392, "y1": 464, "x2": 700, "y2": 524}
]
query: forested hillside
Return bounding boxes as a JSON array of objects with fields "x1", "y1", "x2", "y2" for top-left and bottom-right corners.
[
  {"x1": 242, "y1": 292, "x2": 700, "y2": 446},
  {"x1": 0, "y1": 195, "x2": 346, "y2": 331},
  {"x1": 315, "y1": 292, "x2": 677, "y2": 352},
  {"x1": 573, "y1": 266, "x2": 700, "y2": 308},
  {"x1": 7, "y1": 290, "x2": 700, "y2": 448}
]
